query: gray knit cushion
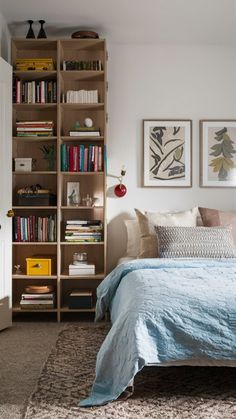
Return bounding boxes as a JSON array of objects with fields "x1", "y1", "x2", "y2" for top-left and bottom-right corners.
[{"x1": 155, "y1": 225, "x2": 236, "y2": 258}]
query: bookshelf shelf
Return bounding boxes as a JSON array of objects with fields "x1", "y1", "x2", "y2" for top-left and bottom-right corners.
[
  {"x1": 60, "y1": 206, "x2": 103, "y2": 210},
  {"x1": 13, "y1": 206, "x2": 57, "y2": 209},
  {"x1": 13, "y1": 171, "x2": 57, "y2": 175},
  {"x1": 60, "y1": 103, "x2": 104, "y2": 110},
  {"x1": 60, "y1": 306, "x2": 96, "y2": 313},
  {"x1": 13, "y1": 103, "x2": 57, "y2": 110},
  {"x1": 13, "y1": 136, "x2": 57, "y2": 142},
  {"x1": 61, "y1": 136, "x2": 103, "y2": 142},
  {"x1": 14, "y1": 70, "x2": 57, "y2": 81},
  {"x1": 13, "y1": 242, "x2": 57, "y2": 245},
  {"x1": 12, "y1": 37, "x2": 107, "y2": 322},
  {"x1": 60, "y1": 70, "x2": 104, "y2": 81}
]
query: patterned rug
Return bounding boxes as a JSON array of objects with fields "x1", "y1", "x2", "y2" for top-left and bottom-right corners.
[{"x1": 23, "y1": 324, "x2": 236, "y2": 419}]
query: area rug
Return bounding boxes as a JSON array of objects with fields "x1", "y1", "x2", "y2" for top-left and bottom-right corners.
[{"x1": 23, "y1": 324, "x2": 236, "y2": 419}]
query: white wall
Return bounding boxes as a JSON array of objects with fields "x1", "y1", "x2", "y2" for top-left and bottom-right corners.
[
  {"x1": 107, "y1": 44, "x2": 236, "y2": 270},
  {"x1": 0, "y1": 11, "x2": 11, "y2": 61}
]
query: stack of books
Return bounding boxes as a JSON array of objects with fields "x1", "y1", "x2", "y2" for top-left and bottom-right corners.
[
  {"x1": 63, "y1": 60, "x2": 102, "y2": 71},
  {"x1": 69, "y1": 127, "x2": 100, "y2": 137},
  {"x1": 13, "y1": 77, "x2": 57, "y2": 104},
  {"x1": 15, "y1": 58, "x2": 55, "y2": 71},
  {"x1": 16, "y1": 120, "x2": 54, "y2": 137},
  {"x1": 65, "y1": 89, "x2": 98, "y2": 104},
  {"x1": 61, "y1": 144, "x2": 103, "y2": 172},
  {"x1": 69, "y1": 263, "x2": 95, "y2": 276},
  {"x1": 13, "y1": 215, "x2": 56, "y2": 242},
  {"x1": 20, "y1": 286, "x2": 55, "y2": 310},
  {"x1": 65, "y1": 220, "x2": 103, "y2": 243}
]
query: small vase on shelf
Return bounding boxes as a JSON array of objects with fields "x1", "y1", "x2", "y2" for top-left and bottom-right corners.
[
  {"x1": 26, "y1": 20, "x2": 35, "y2": 39},
  {"x1": 37, "y1": 20, "x2": 47, "y2": 39}
]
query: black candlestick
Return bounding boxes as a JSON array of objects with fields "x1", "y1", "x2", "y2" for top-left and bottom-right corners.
[
  {"x1": 26, "y1": 20, "x2": 35, "y2": 39},
  {"x1": 37, "y1": 20, "x2": 47, "y2": 39}
]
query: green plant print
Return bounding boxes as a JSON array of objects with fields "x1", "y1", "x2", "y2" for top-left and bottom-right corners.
[{"x1": 209, "y1": 128, "x2": 236, "y2": 180}]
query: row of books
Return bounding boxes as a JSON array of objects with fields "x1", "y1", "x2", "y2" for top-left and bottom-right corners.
[
  {"x1": 63, "y1": 60, "x2": 103, "y2": 71},
  {"x1": 16, "y1": 120, "x2": 54, "y2": 137},
  {"x1": 14, "y1": 58, "x2": 55, "y2": 71},
  {"x1": 69, "y1": 263, "x2": 95, "y2": 276},
  {"x1": 13, "y1": 215, "x2": 56, "y2": 242},
  {"x1": 61, "y1": 144, "x2": 103, "y2": 172},
  {"x1": 20, "y1": 292, "x2": 55, "y2": 309},
  {"x1": 69, "y1": 127, "x2": 100, "y2": 137},
  {"x1": 13, "y1": 78, "x2": 57, "y2": 104},
  {"x1": 65, "y1": 89, "x2": 98, "y2": 104},
  {"x1": 65, "y1": 219, "x2": 102, "y2": 243}
]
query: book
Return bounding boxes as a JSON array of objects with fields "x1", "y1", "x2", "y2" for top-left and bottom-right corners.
[{"x1": 69, "y1": 131, "x2": 100, "y2": 137}]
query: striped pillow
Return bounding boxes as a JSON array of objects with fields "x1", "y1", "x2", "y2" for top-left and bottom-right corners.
[{"x1": 155, "y1": 225, "x2": 236, "y2": 258}]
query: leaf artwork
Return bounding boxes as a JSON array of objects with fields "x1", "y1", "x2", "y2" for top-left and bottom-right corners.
[
  {"x1": 149, "y1": 126, "x2": 185, "y2": 180},
  {"x1": 209, "y1": 128, "x2": 236, "y2": 180}
]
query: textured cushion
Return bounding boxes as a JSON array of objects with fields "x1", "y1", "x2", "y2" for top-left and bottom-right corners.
[
  {"x1": 199, "y1": 207, "x2": 236, "y2": 248},
  {"x1": 135, "y1": 207, "x2": 198, "y2": 258},
  {"x1": 124, "y1": 219, "x2": 140, "y2": 258},
  {"x1": 155, "y1": 225, "x2": 236, "y2": 258}
]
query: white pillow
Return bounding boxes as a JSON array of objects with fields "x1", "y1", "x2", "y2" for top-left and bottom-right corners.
[
  {"x1": 135, "y1": 206, "x2": 199, "y2": 258},
  {"x1": 124, "y1": 219, "x2": 140, "y2": 257}
]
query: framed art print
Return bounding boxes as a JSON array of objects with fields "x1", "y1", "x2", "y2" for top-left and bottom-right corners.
[
  {"x1": 66, "y1": 182, "x2": 80, "y2": 205},
  {"x1": 143, "y1": 119, "x2": 192, "y2": 187},
  {"x1": 200, "y1": 120, "x2": 236, "y2": 187}
]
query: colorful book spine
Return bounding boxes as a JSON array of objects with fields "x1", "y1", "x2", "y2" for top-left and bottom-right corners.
[{"x1": 60, "y1": 144, "x2": 103, "y2": 172}]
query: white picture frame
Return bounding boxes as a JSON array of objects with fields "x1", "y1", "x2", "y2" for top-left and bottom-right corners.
[
  {"x1": 143, "y1": 119, "x2": 192, "y2": 187},
  {"x1": 66, "y1": 182, "x2": 80, "y2": 206},
  {"x1": 200, "y1": 120, "x2": 236, "y2": 187}
]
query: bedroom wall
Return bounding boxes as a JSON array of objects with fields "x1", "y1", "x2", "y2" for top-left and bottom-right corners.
[
  {"x1": 107, "y1": 44, "x2": 236, "y2": 270},
  {"x1": 0, "y1": 10, "x2": 11, "y2": 61}
]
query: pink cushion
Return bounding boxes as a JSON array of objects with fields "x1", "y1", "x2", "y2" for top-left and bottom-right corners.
[{"x1": 199, "y1": 207, "x2": 236, "y2": 247}]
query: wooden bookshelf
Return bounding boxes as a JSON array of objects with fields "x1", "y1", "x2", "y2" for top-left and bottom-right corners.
[{"x1": 11, "y1": 38, "x2": 107, "y2": 321}]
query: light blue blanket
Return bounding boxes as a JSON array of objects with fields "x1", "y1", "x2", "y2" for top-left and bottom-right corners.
[{"x1": 80, "y1": 258, "x2": 236, "y2": 407}]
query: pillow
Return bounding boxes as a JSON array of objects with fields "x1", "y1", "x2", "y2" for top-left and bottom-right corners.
[
  {"x1": 135, "y1": 207, "x2": 198, "y2": 258},
  {"x1": 124, "y1": 219, "x2": 140, "y2": 258},
  {"x1": 155, "y1": 225, "x2": 236, "y2": 259},
  {"x1": 199, "y1": 207, "x2": 236, "y2": 247}
]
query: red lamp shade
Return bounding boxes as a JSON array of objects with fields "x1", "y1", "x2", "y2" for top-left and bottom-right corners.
[{"x1": 114, "y1": 183, "x2": 127, "y2": 197}]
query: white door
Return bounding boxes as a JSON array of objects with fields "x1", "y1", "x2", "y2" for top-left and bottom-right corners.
[{"x1": 0, "y1": 57, "x2": 12, "y2": 331}]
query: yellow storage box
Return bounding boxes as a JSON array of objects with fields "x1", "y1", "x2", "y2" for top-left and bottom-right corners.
[{"x1": 26, "y1": 257, "x2": 52, "y2": 276}]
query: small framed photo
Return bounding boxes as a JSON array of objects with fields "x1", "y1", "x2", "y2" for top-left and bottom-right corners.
[
  {"x1": 66, "y1": 182, "x2": 80, "y2": 206},
  {"x1": 200, "y1": 120, "x2": 236, "y2": 187},
  {"x1": 143, "y1": 119, "x2": 192, "y2": 187}
]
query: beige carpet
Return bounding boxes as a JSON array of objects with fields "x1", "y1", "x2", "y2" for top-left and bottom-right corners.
[
  {"x1": 23, "y1": 324, "x2": 236, "y2": 419},
  {"x1": 0, "y1": 322, "x2": 63, "y2": 419}
]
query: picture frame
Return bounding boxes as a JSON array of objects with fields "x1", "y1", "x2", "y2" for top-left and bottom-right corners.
[
  {"x1": 200, "y1": 120, "x2": 236, "y2": 187},
  {"x1": 66, "y1": 182, "x2": 80, "y2": 206},
  {"x1": 143, "y1": 119, "x2": 192, "y2": 187}
]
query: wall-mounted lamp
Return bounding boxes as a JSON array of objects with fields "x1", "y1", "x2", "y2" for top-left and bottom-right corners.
[{"x1": 110, "y1": 166, "x2": 127, "y2": 198}]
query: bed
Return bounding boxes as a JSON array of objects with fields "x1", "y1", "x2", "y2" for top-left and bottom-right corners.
[{"x1": 80, "y1": 257, "x2": 236, "y2": 407}]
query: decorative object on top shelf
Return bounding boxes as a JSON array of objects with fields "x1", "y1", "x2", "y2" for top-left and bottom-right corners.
[
  {"x1": 143, "y1": 119, "x2": 192, "y2": 187},
  {"x1": 37, "y1": 20, "x2": 47, "y2": 39},
  {"x1": 200, "y1": 120, "x2": 236, "y2": 187},
  {"x1": 71, "y1": 30, "x2": 99, "y2": 39},
  {"x1": 14, "y1": 264, "x2": 22, "y2": 275},
  {"x1": 82, "y1": 194, "x2": 98, "y2": 207},
  {"x1": 84, "y1": 118, "x2": 93, "y2": 128},
  {"x1": 26, "y1": 20, "x2": 35, "y2": 39},
  {"x1": 110, "y1": 166, "x2": 127, "y2": 198},
  {"x1": 66, "y1": 182, "x2": 81, "y2": 206},
  {"x1": 40, "y1": 144, "x2": 56, "y2": 170}
]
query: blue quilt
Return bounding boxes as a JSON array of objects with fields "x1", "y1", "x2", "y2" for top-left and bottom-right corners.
[{"x1": 80, "y1": 258, "x2": 236, "y2": 407}]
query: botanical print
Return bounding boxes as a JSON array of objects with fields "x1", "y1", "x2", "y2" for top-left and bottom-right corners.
[
  {"x1": 208, "y1": 127, "x2": 236, "y2": 181},
  {"x1": 144, "y1": 120, "x2": 191, "y2": 187},
  {"x1": 201, "y1": 121, "x2": 236, "y2": 187}
]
